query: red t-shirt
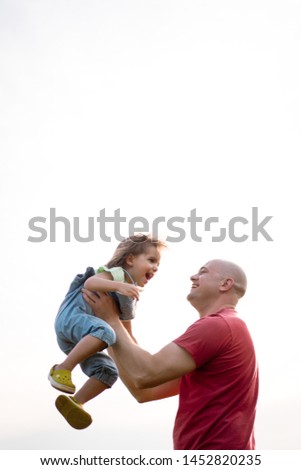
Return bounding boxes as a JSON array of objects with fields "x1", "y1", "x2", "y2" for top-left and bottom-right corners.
[{"x1": 173, "y1": 308, "x2": 258, "y2": 450}]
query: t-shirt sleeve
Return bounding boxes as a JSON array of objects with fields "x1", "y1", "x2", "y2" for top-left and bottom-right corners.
[
  {"x1": 96, "y1": 266, "x2": 125, "y2": 282},
  {"x1": 173, "y1": 315, "x2": 232, "y2": 368}
]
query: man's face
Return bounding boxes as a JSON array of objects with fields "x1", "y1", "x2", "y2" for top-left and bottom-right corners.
[{"x1": 187, "y1": 261, "x2": 223, "y2": 306}]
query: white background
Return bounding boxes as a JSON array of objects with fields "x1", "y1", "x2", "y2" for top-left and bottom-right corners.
[{"x1": 1, "y1": 0, "x2": 300, "y2": 451}]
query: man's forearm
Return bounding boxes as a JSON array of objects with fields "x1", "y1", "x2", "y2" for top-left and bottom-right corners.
[
  {"x1": 108, "y1": 346, "x2": 180, "y2": 403},
  {"x1": 109, "y1": 318, "x2": 157, "y2": 388},
  {"x1": 81, "y1": 288, "x2": 193, "y2": 388}
]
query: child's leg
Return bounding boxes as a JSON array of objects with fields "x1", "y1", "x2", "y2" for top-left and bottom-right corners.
[
  {"x1": 74, "y1": 376, "x2": 109, "y2": 404},
  {"x1": 55, "y1": 335, "x2": 107, "y2": 372},
  {"x1": 55, "y1": 378, "x2": 109, "y2": 430},
  {"x1": 55, "y1": 352, "x2": 118, "y2": 430},
  {"x1": 49, "y1": 335, "x2": 107, "y2": 394}
]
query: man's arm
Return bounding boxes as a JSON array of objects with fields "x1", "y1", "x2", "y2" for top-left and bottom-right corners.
[
  {"x1": 121, "y1": 320, "x2": 138, "y2": 344},
  {"x1": 82, "y1": 289, "x2": 196, "y2": 397},
  {"x1": 109, "y1": 347, "x2": 181, "y2": 403}
]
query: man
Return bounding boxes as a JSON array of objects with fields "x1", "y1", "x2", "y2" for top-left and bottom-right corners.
[{"x1": 82, "y1": 259, "x2": 258, "y2": 450}]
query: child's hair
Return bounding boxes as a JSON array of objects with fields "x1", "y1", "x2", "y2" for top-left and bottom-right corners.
[{"x1": 106, "y1": 233, "x2": 166, "y2": 269}]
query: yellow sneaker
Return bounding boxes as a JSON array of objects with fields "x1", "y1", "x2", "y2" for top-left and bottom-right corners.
[
  {"x1": 55, "y1": 395, "x2": 92, "y2": 430},
  {"x1": 48, "y1": 365, "x2": 76, "y2": 394}
]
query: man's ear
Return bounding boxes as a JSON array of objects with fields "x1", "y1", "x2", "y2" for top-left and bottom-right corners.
[{"x1": 219, "y1": 278, "x2": 234, "y2": 292}]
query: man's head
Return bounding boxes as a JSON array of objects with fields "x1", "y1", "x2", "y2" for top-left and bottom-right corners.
[{"x1": 187, "y1": 259, "x2": 247, "y2": 316}]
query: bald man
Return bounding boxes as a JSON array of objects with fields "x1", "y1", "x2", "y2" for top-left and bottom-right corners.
[{"x1": 83, "y1": 259, "x2": 258, "y2": 450}]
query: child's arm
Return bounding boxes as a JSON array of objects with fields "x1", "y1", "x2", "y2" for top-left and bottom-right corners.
[{"x1": 84, "y1": 272, "x2": 142, "y2": 300}]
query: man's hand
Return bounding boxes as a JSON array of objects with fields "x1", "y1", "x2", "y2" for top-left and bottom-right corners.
[{"x1": 82, "y1": 288, "x2": 120, "y2": 324}]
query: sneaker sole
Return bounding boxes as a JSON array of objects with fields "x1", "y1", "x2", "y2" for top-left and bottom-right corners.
[{"x1": 55, "y1": 395, "x2": 92, "y2": 430}]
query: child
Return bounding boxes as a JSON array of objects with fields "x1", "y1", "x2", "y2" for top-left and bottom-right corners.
[{"x1": 48, "y1": 234, "x2": 165, "y2": 430}]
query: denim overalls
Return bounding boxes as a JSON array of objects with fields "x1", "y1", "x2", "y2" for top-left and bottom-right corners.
[{"x1": 54, "y1": 266, "x2": 136, "y2": 387}]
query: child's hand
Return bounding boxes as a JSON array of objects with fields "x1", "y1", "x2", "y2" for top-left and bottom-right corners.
[{"x1": 116, "y1": 283, "x2": 143, "y2": 300}]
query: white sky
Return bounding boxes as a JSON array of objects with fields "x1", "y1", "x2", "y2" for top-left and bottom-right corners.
[{"x1": 1, "y1": 0, "x2": 301, "y2": 451}]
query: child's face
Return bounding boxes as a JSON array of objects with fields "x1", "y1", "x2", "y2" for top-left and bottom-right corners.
[{"x1": 126, "y1": 246, "x2": 161, "y2": 287}]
